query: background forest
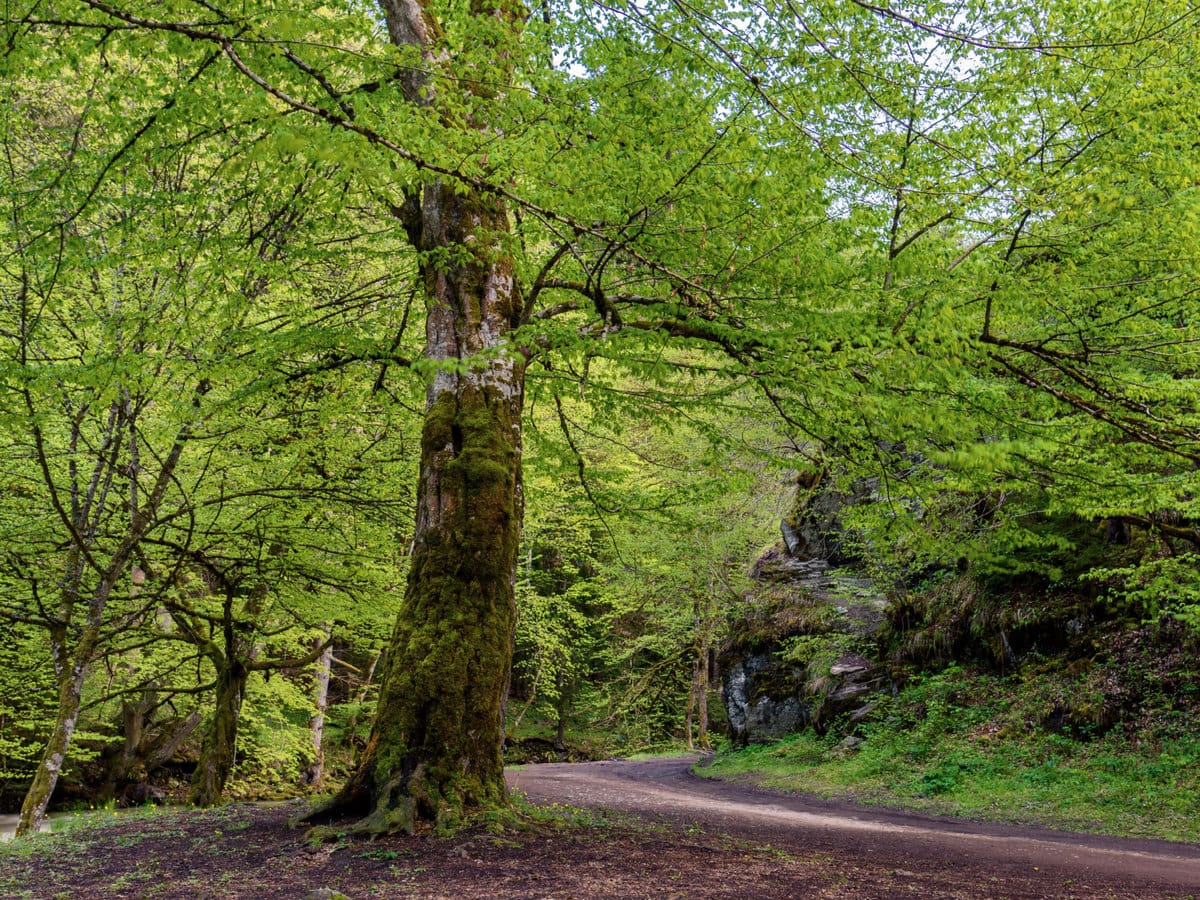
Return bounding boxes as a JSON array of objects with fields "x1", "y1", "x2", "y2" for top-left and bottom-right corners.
[{"x1": 2, "y1": 0, "x2": 1199, "y2": 837}]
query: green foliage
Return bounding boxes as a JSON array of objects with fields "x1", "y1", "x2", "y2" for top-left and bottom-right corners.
[
  {"x1": 226, "y1": 672, "x2": 317, "y2": 799},
  {"x1": 0, "y1": 624, "x2": 57, "y2": 802},
  {"x1": 704, "y1": 663, "x2": 1200, "y2": 841},
  {"x1": 1088, "y1": 555, "x2": 1200, "y2": 629},
  {"x1": 508, "y1": 368, "x2": 794, "y2": 750},
  {"x1": 0, "y1": 9, "x2": 416, "y2": 815},
  {"x1": 3, "y1": 0, "x2": 1200, "y2": 818}
]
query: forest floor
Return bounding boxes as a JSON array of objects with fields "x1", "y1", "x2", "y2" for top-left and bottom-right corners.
[{"x1": 4, "y1": 756, "x2": 1200, "y2": 899}]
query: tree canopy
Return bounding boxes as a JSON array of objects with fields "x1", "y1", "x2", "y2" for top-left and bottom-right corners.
[{"x1": 2, "y1": 0, "x2": 1198, "y2": 833}]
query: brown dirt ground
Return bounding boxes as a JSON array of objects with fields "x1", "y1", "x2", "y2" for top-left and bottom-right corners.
[{"x1": 3, "y1": 757, "x2": 1199, "y2": 899}]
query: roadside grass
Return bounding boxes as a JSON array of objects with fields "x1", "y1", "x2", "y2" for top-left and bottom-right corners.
[
  {"x1": 506, "y1": 789, "x2": 645, "y2": 834},
  {"x1": 699, "y1": 665, "x2": 1200, "y2": 843},
  {"x1": 620, "y1": 748, "x2": 698, "y2": 761}
]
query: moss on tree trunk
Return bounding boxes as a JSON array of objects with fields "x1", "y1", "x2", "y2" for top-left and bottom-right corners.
[
  {"x1": 16, "y1": 661, "x2": 87, "y2": 837},
  {"x1": 366, "y1": 383, "x2": 522, "y2": 828},
  {"x1": 300, "y1": 0, "x2": 527, "y2": 834},
  {"x1": 314, "y1": 379, "x2": 524, "y2": 832},
  {"x1": 308, "y1": 172, "x2": 525, "y2": 833},
  {"x1": 189, "y1": 662, "x2": 248, "y2": 807}
]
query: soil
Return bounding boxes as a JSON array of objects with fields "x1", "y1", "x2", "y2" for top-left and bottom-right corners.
[{"x1": 4, "y1": 756, "x2": 1199, "y2": 899}]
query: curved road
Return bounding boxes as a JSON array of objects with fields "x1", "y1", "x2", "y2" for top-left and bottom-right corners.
[{"x1": 508, "y1": 756, "x2": 1200, "y2": 896}]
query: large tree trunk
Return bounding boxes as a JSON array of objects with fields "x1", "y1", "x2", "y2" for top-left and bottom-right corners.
[
  {"x1": 188, "y1": 662, "x2": 248, "y2": 807},
  {"x1": 306, "y1": 0, "x2": 526, "y2": 834},
  {"x1": 315, "y1": 180, "x2": 524, "y2": 831},
  {"x1": 16, "y1": 657, "x2": 87, "y2": 837}
]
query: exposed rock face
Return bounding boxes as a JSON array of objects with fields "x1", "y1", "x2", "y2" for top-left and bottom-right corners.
[
  {"x1": 781, "y1": 492, "x2": 855, "y2": 561},
  {"x1": 723, "y1": 652, "x2": 809, "y2": 745},
  {"x1": 830, "y1": 654, "x2": 871, "y2": 676},
  {"x1": 749, "y1": 548, "x2": 827, "y2": 582},
  {"x1": 722, "y1": 635, "x2": 889, "y2": 745},
  {"x1": 721, "y1": 545, "x2": 889, "y2": 745},
  {"x1": 824, "y1": 655, "x2": 886, "y2": 713},
  {"x1": 781, "y1": 470, "x2": 878, "y2": 564}
]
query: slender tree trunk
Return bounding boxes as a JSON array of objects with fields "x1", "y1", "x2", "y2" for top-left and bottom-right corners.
[
  {"x1": 16, "y1": 657, "x2": 88, "y2": 837},
  {"x1": 507, "y1": 662, "x2": 541, "y2": 738},
  {"x1": 685, "y1": 654, "x2": 697, "y2": 751},
  {"x1": 304, "y1": 635, "x2": 335, "y2": 788},
  {"x1": 554, "y1": 672, "x2": 568, "y2": 751},
  {"x1": 100, "y1": 689, "x2": 155, "y2": 800},
  {"x1": 188, "y1": 662, "x2": 248, "y2": 807},
  {"x1": 697, "y1": 647, "x2": 710, "y2": 750},
  {"x1": 687, "y1": 610, "x2": 714, "y2": 751},
  {"x1": 344, "y1": 650, "x2": 380, "y2": 744},
  {"x1": 142, "y1": 712, "x2": 203, "y2": 773}
]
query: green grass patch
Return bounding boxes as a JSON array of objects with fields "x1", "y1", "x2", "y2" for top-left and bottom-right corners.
[
  {"x1": 507, "y1": 789, "x2": 637, "y2": 832},
  {"x1": 699, "y1": 665, "x2": 1200, "y2": 842}
]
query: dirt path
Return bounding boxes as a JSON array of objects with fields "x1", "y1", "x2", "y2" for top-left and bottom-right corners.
[
  {"x1": 509, "y1": 755, "x2": 1200, "y2": 896},
  {"x1": 4, "y1": 758, "x2": 1199, "y2": 898}
]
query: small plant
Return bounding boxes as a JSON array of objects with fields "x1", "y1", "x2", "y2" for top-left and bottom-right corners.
[{"x1": 356, "y1": 848, "x2": 401, "y2": 861}]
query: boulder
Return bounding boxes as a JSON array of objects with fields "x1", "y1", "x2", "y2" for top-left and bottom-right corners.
[{"x1": 722, "y1": 652, "x2": 810, "y2": 745}]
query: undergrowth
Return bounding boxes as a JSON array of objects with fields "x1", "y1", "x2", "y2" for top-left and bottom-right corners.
[{"x1": 700, "y1": 664, "x2": 1200, "y2": 842}]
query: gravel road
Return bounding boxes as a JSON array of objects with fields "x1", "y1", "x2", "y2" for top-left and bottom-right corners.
[{"x1": 508, "y1": 755, "x2": 1200, "y2": 896}]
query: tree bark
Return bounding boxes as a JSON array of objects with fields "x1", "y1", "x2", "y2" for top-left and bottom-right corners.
[
  {"x1": 687, "y1": 602, "x2": 715, "y2": 751},
  {"x1": 142, "y1": 712, "x2": 203, "y2": 773},
  {"x1": 16, "y1": 658, "x2": 88, "y2": 836},
  {"x1": 331, "y1": 193, "x2": 523, "y2": 829},
  {"x1": 313, "y1": 197, "x2": 524, "y2": 831},
  {"x1": 99, "y1": 689, "x2": 155, "y2": 800},
  {"x1": 306, "y1": 0, "x2": 526, "y2": 834},
  {"x1": 303, "y1": 634, "x2": 335, "y2": 788},
  {"x1": 696, "y1": 647, "x2": 711, "y2": 750},
  {"x1": 188, "y1": 662, "x2": 248, "y2": 807},
  {"x1": 554, "y1": 672, "x2": 569, "y2": 751},
  {"x1": 685, "y1": 657, "x2": 696, "y2": 751}
]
